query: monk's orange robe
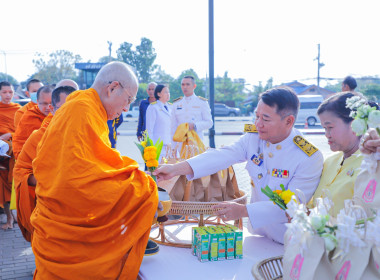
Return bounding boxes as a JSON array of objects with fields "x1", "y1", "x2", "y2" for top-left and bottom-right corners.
[
  {"x1": 13, "y1": 105, "x2": 46, "y2": 159},
  {"x1": 14, "y1": 101, "x2": 36, "y2": 129},
  {"x1": 0, "y1": 102, "x2": 21, "y2": 208},
  {"x1": 14, "y1": 114, "x2": 52, "y2": 242},
  {"x1": 31, "y1": 89, "x2": 158, "y2": 280}
]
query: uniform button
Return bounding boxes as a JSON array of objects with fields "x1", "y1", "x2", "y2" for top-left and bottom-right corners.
[
  {"x1": 266, "y1": 142, "x2": 270, "y2": 147},
  {"x1": 268, "y1": 152, "x2": 273, "y2": 158},
  {"x1": 276, "y1": 145, "x2": 281, "y2": 150}
]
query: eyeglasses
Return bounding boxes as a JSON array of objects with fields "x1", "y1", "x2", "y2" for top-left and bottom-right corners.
[{"x1": 109, "y1": 81, "x2": 136, "y2": 105}]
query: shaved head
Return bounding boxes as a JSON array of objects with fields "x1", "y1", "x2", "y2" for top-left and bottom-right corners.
[
  {"x1": 55, "y1": 79, "x2": 79, "y2": 90},
  {"x1": 92, "y1": 61, "x2": 138, "y2": 120}
]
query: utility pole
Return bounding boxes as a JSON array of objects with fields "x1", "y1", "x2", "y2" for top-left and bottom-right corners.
[
  {"x1": 0, "y1": 50, "x2": 7, "y2": 81},
  {"x1": 208, "y1": 0, "x2": 215, "y2": 148},
  {"x1": 315, "y1": 44, "x2": 324, "y2": 90},
  {"x1": 107, "y1": 41, "x2": 112, "y2": 63}
]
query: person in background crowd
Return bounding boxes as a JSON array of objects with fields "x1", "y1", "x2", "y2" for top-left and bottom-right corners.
[
  {"x1": 14, "y1": 86, "x2": 76, "y2": 241},
  {"x1": 137, "y1": 82, "x2": 157, "y2": 141},
  {"x1": 146, "y1": 84, "x2": 172, "y2": 161},
  {"x1": 0, "y1": 81, "x2": 21, "y2": 229},
  {"x1": 12, "y1": 86, "x2": 53, "y2": 159},
  {"x1": 341, "y1": 76, "x2": 357, "y2": 92},
  {"x1": 14, "y1": 79, "x2": 43, "y2": 129}
]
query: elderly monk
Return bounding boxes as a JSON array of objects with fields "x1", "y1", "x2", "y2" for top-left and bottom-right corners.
[
  {"x1": 12, "y1": 85, "x2": 52, "y2": 159},
  {"x1": 31, "y1": 62, "x2": 158, "y2": 280},
  {"x1": 0, "y1": 81, "x2": 21, "y2": 229},
  {"x1": 14, "y1": 86, "x2": 76, "y2": 241},
  {"x1": 14, "y1": 79, "x2": 43, "y2": 129},
  {"x1": 55, "y1": 79, "x2": 79, "y2": 90}
]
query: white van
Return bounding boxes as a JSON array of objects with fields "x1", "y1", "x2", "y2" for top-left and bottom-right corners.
[{"x1": 296, "y1": 95, "x2": 324, "y2": 126}]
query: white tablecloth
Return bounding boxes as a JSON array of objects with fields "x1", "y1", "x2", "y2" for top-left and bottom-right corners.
[{"x1": 140, "y1": 226, "x2": 284, "y2": 280}]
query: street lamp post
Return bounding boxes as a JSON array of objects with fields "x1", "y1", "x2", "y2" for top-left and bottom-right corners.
[{"x1": 208, "y1": 0, "x2": 215, "y2": 148}]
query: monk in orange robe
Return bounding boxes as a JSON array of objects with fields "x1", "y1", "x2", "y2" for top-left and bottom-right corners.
[
  {"x1": 14, "y1": 86, "x2": 76, "y2": 242},
  {"x1": 14, "y1": 79, "x2": 43, "y2": 129},
  {"x1": 0, "y1": 81, "x2": 21, "y2": 229},
  {"x1": 31, "y1": 62, "x2": 158, "y2": 280},
  {"x1": 12, "y1": 85, "x2": 52, "y2": 159}
]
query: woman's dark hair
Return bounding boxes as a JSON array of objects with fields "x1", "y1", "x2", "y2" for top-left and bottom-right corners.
[
  {"x1": 154, "y1": 84, "x2": 166, "y2": 100},
  {"x1": 317, "y1": 92, "x2": 362, "y2": 124}
]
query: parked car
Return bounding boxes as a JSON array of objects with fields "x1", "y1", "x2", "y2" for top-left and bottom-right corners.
[
  {"x1": 12, "y1": 98, "x2": 31, "y2": 106},
  {"x1": 122, "y1": 106, "x2": 139, "y2": 118},
  {"x1": 296, "y1": 95, "x2": 324, "y2": 126},
  {"x1": 214, "y1": 103, "x2": 241, "y2": 117}
]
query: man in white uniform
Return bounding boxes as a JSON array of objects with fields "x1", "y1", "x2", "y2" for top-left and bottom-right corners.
[
  {"x1": 171, "y1": 76, "x2": 213, "y2": 144},
  {"x1": 154, "y1": 87, "x2": 323, "y2": 244}
]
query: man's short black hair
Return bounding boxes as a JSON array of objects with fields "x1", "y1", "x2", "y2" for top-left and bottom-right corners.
[
  {"x1": 343, "y1": 76, "x2": 357, "y2": 90},
  {"x1": 182, "y1": 75, "x2": 195, "y2": 82},
  {"x1": 0, "y1": 81, "x2": 12, "y2": 91},
  {"x1": 259, "y1": 86, "x2": 299, "y2": 119},
  {"x1": 26, "y1": 79, "x2": 42, "y2": 91},
  {"x1": 51, "y1": 86, "x2": 76, "y2": 108}
]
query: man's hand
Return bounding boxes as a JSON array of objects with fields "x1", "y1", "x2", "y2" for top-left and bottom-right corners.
[
  {"x1": 0, "y1": 133, "x2": 11, "y2": 141},
  {"x1": 153, "y1": 161, "x2": 194, "y2": 181},
  {"x1": 213, "y1": 202, "x2": 248, "y2": 222},
  {"x1": 188, "y1": 122, "x2": 195, "y2": 131},
  {"x1": 360, "y1": 128, "x2": 380, "y2": 154}
]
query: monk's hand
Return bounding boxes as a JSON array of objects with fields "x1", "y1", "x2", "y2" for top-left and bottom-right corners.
[
  {"x1": 360, "y1": 128, "x2": 380, "y2": 154},
  {"x1": 154, "y1": 202, "x2": 164, "y2": 219},
  {"x1": 213, "y1": 202, "x2": 248, "y2": 222},
  {"x1": 0, "y1": 133, "x2": 11, "y2": 141},
  {"x1": 188, "y1": 122, "x2": 195, "y2": 130}
]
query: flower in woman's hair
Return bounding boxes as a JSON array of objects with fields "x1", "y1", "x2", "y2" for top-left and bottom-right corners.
[{"x1": 351, "y1": 118, "x2": 368, "y2": 136}]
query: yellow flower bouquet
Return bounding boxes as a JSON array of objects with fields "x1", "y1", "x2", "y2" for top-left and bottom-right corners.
[
  {"x1": 135, "y1": 131, "x2": 163, "y2": 182},
  {"x1": 261, "y1": 184, "x2": 295, "y2": 210}
]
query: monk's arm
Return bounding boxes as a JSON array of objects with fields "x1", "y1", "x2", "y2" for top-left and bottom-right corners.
[{"x1": 28, "y1": 174, "x2": 37, "y2": 186}]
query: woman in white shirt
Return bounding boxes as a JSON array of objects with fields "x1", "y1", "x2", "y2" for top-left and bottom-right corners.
[{"x1": 146, "y1": 85, "x2": 171, "y2": 161}]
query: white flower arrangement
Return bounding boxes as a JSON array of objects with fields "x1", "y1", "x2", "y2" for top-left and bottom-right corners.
[{"x1": 345, "y1": 96, "x2": 379, "y2": 136}]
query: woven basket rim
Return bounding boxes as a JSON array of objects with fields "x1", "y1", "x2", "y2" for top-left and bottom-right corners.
[{"x1": 171, "y1": 189, "x2": 247, "y2": 205}]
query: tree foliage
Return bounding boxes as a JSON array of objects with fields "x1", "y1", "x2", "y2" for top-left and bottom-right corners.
[
  {"x1": 116, "y1": 38, "x2": 157, "y2": 83},
  {"x1": 0, "y1": 73, "x2": 18, "y2": 85},
  {"x1": 32, "y1": 50, "x2": 82, "y2": 85}
]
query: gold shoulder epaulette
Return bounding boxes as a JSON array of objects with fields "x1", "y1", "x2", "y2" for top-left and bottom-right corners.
[
  {"x1": 150, "y1": 101, "x2": 157, "y2": 105},
  {"x1": 173, "y1": 97, "x2": 183, "y2": 103},
  {"x1": 168, "y1": 102, "x2": 172, "y2": 105},
  {"x1": 293, "y1": 135, "x2": 318, "y2": 156},
  {"x1": 244, "y1": 124, "x2": 258, "y2": 133},
  {"x1": 198, "y1": 96, "x2": 208, "y2": 101}
]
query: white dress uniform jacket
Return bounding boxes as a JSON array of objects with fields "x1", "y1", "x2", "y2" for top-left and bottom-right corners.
[
  {"x1": 146, "y1": 100, "x2": 172, "y2": 146},
  {"x1": 186, "y1": 128, "x2": 324, "y2": 244},
  {"x1": 171, "y1": 94, "x2": 213, "y2": 142}
]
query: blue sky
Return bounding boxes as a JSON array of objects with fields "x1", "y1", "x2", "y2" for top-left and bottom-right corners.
[{"x1": 2, "y1": 0, "x2": 380, "y2": 88}]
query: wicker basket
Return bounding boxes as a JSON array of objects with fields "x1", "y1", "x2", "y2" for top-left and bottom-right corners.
[
  {"x1": 168, "y1": 189, "x2": 248, "y2": 215},
  {"x1": 252, "y1": 256, "x2": 283, "y2": 280}
]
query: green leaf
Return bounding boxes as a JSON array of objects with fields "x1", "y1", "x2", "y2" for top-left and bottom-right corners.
[
  {"x1": 148, "y1": 137, "x2": 153, "y2": 147},
  {"x1": 155, "y1": 139, "x2": 164, "y2": 161},
  {"x1": 280, "y1": 184, "x2": 285, "y2": 191},
  {"x1": 135, "y1": 142, "x2": 145, "y2": 156}
]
